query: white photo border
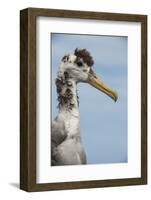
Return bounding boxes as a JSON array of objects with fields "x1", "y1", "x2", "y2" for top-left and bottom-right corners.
[{"x1": 36, "y1": 17, "x2": 141, "y2": 183}]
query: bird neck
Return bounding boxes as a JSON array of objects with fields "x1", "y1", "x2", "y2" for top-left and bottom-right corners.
[
  {"x1": 55, "y1": 73, "x2": 79, "y2": 115},
  {"x1": 55, "y1": 73, "x2": 80, "y2": 138}
]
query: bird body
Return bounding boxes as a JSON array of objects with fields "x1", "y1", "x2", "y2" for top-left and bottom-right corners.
[
  {"x1": 51, "y1": 49, "x2": 117, "y2": 166},
  {"x1": 51, "y1": 75, "x2": 86, "y2": 166}
]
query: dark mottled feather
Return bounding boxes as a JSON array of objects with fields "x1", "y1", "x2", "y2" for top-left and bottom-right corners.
[{"x1": 74, "y1": 48, "x2": 94, "y2": 67}]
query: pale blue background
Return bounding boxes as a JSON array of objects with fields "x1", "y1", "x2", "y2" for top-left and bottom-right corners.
[{"x1": 51, "y1": 33, "x2": 128, "y2": 164}]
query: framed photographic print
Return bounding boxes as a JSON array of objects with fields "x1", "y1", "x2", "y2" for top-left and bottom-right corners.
[{"x1": 20, "y1": 8, "x2": 147, "y2": 191}]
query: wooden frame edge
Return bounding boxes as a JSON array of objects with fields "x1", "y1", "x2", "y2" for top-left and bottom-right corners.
[{"x1": 20, "y1": 8, "x2": 37, "y2": 191}]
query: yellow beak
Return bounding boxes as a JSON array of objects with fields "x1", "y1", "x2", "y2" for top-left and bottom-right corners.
[{"x1": 88, "y1": 72, "x2": 118, "y2": 102}]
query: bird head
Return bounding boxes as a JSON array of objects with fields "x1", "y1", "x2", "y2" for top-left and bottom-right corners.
[{"x1": 57, "y1": 48, "x2": 118, "y2": 102}]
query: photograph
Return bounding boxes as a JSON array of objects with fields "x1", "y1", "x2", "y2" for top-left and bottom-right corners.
[
  {"x1": 51, "y1": 33, "x2": 128, "y2": 166},
  {"x1": 20, "y1": 8, "x2": 147, "y2": 191}
]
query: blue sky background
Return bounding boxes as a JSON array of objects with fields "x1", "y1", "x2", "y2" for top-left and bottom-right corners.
[{"x1": 51, "y1": 33, "x2": 128, "y2": 164}]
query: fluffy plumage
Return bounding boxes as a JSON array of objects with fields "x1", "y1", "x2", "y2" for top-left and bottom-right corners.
[
  {"x1": 51, "y1": 49, "x2": 90, "y2": 165},
  {"x1": 51, "y1": 48, "x2": 117, "y2": 166}
]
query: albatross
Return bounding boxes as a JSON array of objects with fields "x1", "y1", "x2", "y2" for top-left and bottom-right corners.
[{"x1": 51, "y1": 48, "x2": 118, "y2": 166}]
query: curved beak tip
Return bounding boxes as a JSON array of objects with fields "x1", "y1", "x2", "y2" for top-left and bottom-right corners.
[
  {"x1": 87, "y1": 71, "x2": 118, "y2": 103},
  {"x1": 114, "y1": 96, "x2": 118, "y2": 102},
  {"x1": 113, "y1": 92, "x2": 118, "y2": 102}
]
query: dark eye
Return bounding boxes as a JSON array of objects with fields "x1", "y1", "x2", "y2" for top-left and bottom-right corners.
[{"x1": 77, "y1": 61, "x2": 83, "y2": 67}]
